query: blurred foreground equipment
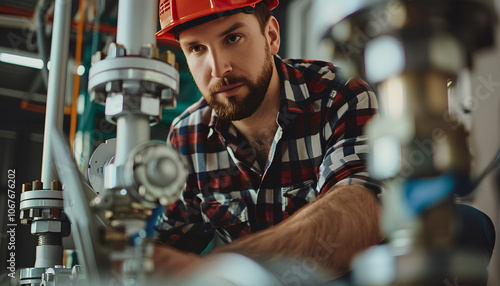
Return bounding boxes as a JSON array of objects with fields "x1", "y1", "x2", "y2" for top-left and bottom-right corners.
[{"x1": 320, "y1": 0, "x2": 497, "y2": 285}]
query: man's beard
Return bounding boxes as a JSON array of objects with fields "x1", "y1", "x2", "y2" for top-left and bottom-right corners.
[{"x1": 203, "y1": 49, "x2": 274, "y2": 121}]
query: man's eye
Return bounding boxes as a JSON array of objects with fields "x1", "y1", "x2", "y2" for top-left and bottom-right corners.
[
  {"x1": 190, "y1": 45, "x2": 203, "y2": 53},
  {"x1": 227, "y1": 35, "x2": 241, "y2": 44}
]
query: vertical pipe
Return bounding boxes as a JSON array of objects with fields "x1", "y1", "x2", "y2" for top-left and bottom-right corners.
[
  {"x1": 113, "y1": 0, "x2": 157, "y2": 165},
  {"x1": 116, "y1": 0, "x2": 157, "y2": 55},
  {"x1": 41, "y1": 0, "x2": 72, "y2": 189},
  {"x1": 115, "y1": 114, "x2": 150, "y2": 166}
]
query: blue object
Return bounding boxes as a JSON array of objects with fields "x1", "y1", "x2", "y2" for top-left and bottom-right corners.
[
  {"x1": 404, "y1": 173, "x2": 472, "y2": 216},
  {"x1": 131, "y1": 205, "x2": 165, "y2": 245}
]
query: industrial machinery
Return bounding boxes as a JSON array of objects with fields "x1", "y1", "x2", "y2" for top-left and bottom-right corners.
[
  {"x1": 15, "y1": 0, "x2": 187, "y2": 285},
  {"x1": 317, "y1": 0, "x2": 498, "y2": 285},
  {"x1": 9, "y1": 0, "x2": 499, "y2": 285}
]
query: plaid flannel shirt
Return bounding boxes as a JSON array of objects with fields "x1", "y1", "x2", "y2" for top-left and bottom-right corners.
[{"x1": 156, "y1": 56, "x2": 381, "y2": 253}]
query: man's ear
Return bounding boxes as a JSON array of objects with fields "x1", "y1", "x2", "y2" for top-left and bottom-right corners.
[{"x1": 266, "y1": 16, "x2": 280, "y2": 55}]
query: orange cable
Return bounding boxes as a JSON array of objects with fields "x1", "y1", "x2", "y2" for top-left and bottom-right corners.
[{"x1": 70, "y1": 0, "x2": 86, "y2": 150}]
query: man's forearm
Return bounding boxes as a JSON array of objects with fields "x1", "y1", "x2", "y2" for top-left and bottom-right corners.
[{"x1": 213, "y1": 185, "x2": 383, "y2": 278}]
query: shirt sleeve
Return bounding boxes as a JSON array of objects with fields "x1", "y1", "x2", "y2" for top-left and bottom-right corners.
[
  {"x1": 155, "y1": 124, "x2": 214, "y2": 254},
  {"x1": 317, "y1": 77, "x2": 383, "y2": 196}
]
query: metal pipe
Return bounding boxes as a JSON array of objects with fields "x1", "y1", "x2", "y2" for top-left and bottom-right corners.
[
  {"x1": 41, "y1": 0, "x2": 72, "y2": 189},
  {"x1": 115, "y1": 114, "x2": 150, "y2": 166},
  {"x1": 34, "y1": 245, "x2": 63, "y2": 268},
  {"x1": 113, "y1": 0, "x2": 156, "y2": 165},
  {"x1": 116, "y1": 0, "x2": 157, "y2": 55},
  {"x1": 35, "y1": 0, "x2": 52, "y2": 88}
]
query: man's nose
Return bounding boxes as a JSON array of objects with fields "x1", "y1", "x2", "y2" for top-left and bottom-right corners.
[{"x1": 208, "y1": 50, "x2": 232, "y2": 78}]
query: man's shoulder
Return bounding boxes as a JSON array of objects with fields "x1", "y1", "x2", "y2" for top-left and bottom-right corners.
[
  {"x1": 282, "y1": 58, "x2": 335, "y2": 70},
  {"x1": 280, "y1": 58, "x2": 349, "y2": 90}
]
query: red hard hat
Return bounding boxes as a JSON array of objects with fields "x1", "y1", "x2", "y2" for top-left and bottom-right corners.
[{"x1": 156, "y1": 0, "x2": 279, "y2": 41}]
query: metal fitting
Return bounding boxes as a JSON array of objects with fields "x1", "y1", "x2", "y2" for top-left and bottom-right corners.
[
  {"x1": 50, "y1": 180, "x2": 62, "y2": 191},
  {"x1": 160, "y1": 50, "x2": 177, "y2": 68},
  {"x1": 41, "y1": 272, "x2": 54, "y2": 283},
  {"x1": 105, "y1": 80, "x2": 123, "y2": 93},
  {"x1": 20, "y1": 267, "x2": 45, "y2": 285},
  {"x1": 140, "y1": 43, "x2": 160, "y2": 59},
  {"x1": 31, "y1": 220, "x2": 70, "y2": 236},
  {"x1": 91, "y1": 50, "x2": 106, "y2": 65},
  {"x1": 22, "y1": 183, "x2": 32, "y2": 193},
  {"x1": 161, "y1": 88, "x2": 177, "y2": 109},
  {"x1": 140, "y1": 96, "x2": 161, "y2": 117},
  {"x1": 107, "y1": 43, "x2": 126, "y2": 58},
  {"x1": 90, "y1": 90, "x2": 107, "y2": 104},
  {"x1": 123, "y1": 142, "x2": 187, "y2": 207},
  {"x1": 105, "y1": 94, "x2": 127, "y2": 117},
  {"x1": 32, "y1": 180, "x2": 43, "y2": 190},
  {"x1": 104, "y1": 94, "x2": 161, "y2": 123}
]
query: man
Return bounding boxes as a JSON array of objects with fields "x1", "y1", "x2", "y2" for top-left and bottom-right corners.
[{"x1": 153, "y1": 0, "x2": 383, "y2": 279}]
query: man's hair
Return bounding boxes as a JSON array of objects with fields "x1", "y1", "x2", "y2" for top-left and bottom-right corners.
[{"x1": 254, "y1": 2, "x2": 273, "y2": 34}]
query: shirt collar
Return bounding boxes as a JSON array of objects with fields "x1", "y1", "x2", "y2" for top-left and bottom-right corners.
[{"x1": 275, "y1": 55, "x2": 314, "y2": 114}]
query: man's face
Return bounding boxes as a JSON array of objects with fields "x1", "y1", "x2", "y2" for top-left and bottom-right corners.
[{"x1": 179, "y1": 12, "x2": 274, "y2": 121}]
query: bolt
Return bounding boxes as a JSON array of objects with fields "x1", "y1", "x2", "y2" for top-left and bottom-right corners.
[
  {"x1": 138, "y1": 185, "x2": 147, "y2": 196},
  {"x1": 44, "y1": 272, "x2": 54, "y2": 282},
  {"x1": 160, "y1": 88, "x2": 177, "y2": 109},
  {"x1": 22, "y1": 183, "x2": 32, "y2": 193},
  {"x1": 90, "y1": 91, "x2": 106, "y2": 104},
  {"x1": 140, "y1": 43, "x2": 159, "y2": 58},
  {"x1": 38, "y1": 233, "x2": 63, "y2": 246},
  {"x1": 107, "y1": 43, "x2": 126, "y2": 57},
  {"x1": 91, "y1": 50, "x2": 106, "y2": 65},
  {"x1": 20, "y1": 209, "x2": 31, "y2": 224},
  {"x1": 105, "y1": 81, "x2": 122, "y2": 93},
  {"x1": 160, "y1": 50, "x2": 176, "y2": 68},
  {"x1": 141, "y1": 80, "x2": 157, "y2": 91},
  {"x1": 159, "y1": 196, "x2": 169, "y2": 206},
  {"x1": 30, "y1": 208, "x2": 41, "y2": 218},
  {"x1": 32, "y1": 180, "x2": 43, "y2": 190},
  {"x1": 50, "y1": 209, "x2": 60, "y2": 218},
  {"x1": 50, "y1": 180, "x2": 61, "y2": 191}
]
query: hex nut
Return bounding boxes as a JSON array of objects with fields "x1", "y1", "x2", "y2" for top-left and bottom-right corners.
[
  {"x1": 140, "y1": 43, "x2": 159, "y2": 59},
  {"x1": 32, "y1": 180, "x2": 43, "y2": 190},
  {"x1": 31, "y1": 220, "x2": 62, "y2": 234},
  {"x1": 91, "y1": 51, "x2": 106, "y2": 65},
  {"x1": 105, "y1": 81, "x2": 122, "y2": 93},
  {"x1": 140, "y1": 97, "x2": 160, "y2": 116},
  {"x1": 107, "y1": 43, "x2": 126, "y2": 58},
  {"x1": 90, "y1": 91, "x2": 106, "y2": 104},
  {"x1": 50, "y1": 180, "x2": 62, "y2": 191},
  {"x1": 22, "y1": 183, "x2": 32, "y2": 193}
]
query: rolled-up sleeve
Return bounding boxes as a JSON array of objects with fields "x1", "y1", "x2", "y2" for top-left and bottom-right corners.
[{"x1": 317, "y1": 77, "x2": 382, "y2": 196}]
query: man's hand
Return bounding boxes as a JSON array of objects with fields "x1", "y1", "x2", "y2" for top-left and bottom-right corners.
[{"x1": 152, "y1": 244, "x2": 204, "y2": 277}]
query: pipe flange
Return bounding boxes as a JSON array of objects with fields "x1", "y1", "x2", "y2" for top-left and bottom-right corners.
[{"x1": 88, "y1": 138, "x2": 116, "y2": 194}]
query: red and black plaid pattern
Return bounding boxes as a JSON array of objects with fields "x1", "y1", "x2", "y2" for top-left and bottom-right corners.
[{"x1": 156, "y1": 56, "x2": 381, "y2": 253}]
